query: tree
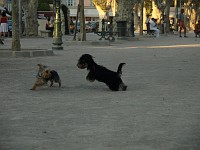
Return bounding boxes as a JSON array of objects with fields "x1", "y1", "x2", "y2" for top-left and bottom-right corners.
[
  {"x1": 12, "y1": 0, "x2": 21, "y2": 51},
  {"x1": 78, "y1": 0, "x2": 86, "y2": 41},
  {"x1": 93, "y1": 0, "x2": 113, "y2": 31},
  {"x1": 113, "y1": 0, "x2": 134, "y2": 36},
  {"x1": 22, "y1": 0, "x2": 38, "y2": 36},
  {"x1": 139, "y1": 0, "x2": 144, "y2": 35},
  {"x1": 186, "y1": 0, "x2": 200, "y2": 30},
  {"x1": 164, "y1": 0, "x2": 170, "y2": 33}
]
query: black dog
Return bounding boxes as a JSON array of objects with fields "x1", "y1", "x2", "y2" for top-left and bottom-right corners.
[{"x1": 77, "y1": 54, "x2": 127, "y2": 91}]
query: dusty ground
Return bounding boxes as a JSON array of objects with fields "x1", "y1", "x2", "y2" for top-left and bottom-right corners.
[{"x1": 0, "y1": 33, "x2": 200, "y2": 150}]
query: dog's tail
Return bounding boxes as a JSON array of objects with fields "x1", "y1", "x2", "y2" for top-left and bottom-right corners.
[{"x1": 117, "y1": 63, "x2": 126, "y2": 76}]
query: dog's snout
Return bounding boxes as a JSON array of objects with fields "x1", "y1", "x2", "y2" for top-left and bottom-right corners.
[{"x1": 77, "y1": 63, "x2": 83, "y2": 69}]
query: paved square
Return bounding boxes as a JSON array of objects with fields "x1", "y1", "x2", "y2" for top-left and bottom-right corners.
[{"x1": 0, "y1": 33, "x2": 200, "y2": 150}]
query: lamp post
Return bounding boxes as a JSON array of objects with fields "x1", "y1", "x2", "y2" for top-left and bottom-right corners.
[
  {"x1": 174, "y1": 0, "x2": 178, "y2": 31},
  {"x1": 52, "y1": 0, "x2": 63, "y2": 50}
]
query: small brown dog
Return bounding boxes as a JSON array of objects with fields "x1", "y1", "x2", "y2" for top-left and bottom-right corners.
[
  {"x1": 36, "y1": 64, "x2": 48, "y2": 78},
  {"x1": 31, "y1": 64, "x2": 61, "y2": 90}
]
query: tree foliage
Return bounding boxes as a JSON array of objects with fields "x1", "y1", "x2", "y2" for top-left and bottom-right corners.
[
  {"x1": 38, "y1": 3, "x2": 50, "y2": 11},
  {"x1": 93, "y1": 0, "x2": 108, "y2": 11},
  {"x1": 38, "y1": 0, "x2": 53, "y2": 11}
]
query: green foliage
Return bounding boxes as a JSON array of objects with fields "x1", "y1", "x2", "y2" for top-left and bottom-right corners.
[
  {"x1": 39, "y1": 0, "x2": 53, "y2": 3},
  {"x1": 38, "y1": 0, "x2": 53, "y2": 11},
  {"x1": 93, "y1": 0, "x2": 107, "y2": 10},
  {"x1": 144, "y1": 0, "x2": 152, "y2": 15},
  {"x1": 38, "y1": 3, "x2": 50, "y2": 11}
]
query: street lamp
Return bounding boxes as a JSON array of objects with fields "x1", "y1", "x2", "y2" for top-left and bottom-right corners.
[{"x1": 52, "y1": 0, "x2": 63, "y2": 50}]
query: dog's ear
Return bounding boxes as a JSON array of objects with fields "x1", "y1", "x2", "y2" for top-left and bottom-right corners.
[{"x1": 85, "y1": 55, "x2": 95, "y2": 64}]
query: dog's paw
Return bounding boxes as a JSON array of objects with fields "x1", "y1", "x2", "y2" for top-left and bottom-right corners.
[
  {"x1": 119, "y1": 83, "x2": 127, "y2": 91},
  {"x1": 86, "y1": 76, "x2": 95, "y2": 82}
]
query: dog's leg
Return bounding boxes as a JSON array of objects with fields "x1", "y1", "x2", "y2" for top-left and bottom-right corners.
[
  {"x1": 119, "y1": 83, "x2": 127, "y2": 91},
  {"x1": 30, "y1": 84, "x2": 37, "y2": 90},
  {"x1": 58, "y1": 80, "x2": 61, "y2": 87},
  {"x1": 86, "y1": 72, "x2": 95, "y2": 82},
  {"x1": 30, "y1": 79, "x2": 45, "y2": 90},
  {"x1": 50, "y1": 80, "x2": 54, "y2": 87}
]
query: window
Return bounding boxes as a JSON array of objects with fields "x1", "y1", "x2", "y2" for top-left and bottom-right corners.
[{"x1": 67, "y1": 0, "x2": 76, "y2": 6}]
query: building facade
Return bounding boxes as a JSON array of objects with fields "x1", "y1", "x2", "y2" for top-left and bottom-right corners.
[{"x1": 62, "y1": 0, "x2": 99, "y2": 21}]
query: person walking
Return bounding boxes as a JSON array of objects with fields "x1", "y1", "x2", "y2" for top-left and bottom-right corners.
[
  {"x1": 178, "y1": 9, "x2": 186, "y2": 37},
  {"x1": 0, "y1": 11, "x2": 8, "y2": 41}
]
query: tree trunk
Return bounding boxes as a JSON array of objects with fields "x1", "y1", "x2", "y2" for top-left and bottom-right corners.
[
  {"x1": 134, "y1": 2, "x2": 140, "y2": 31},
  {"x1": 93, "y1": 0, "x2": 110, "y2": 32},
  {"x1": 12, "y1": 0, "x2": 21, "y2": 51},
  {"x1": 95, "y1": 5, "x2": 106, "y2": 31},
  {"x1": 113, "y1": 0, "x2": 134, "y2": 36},
  {"x1": 184, "y1": 2, "x2": 190, "y2": 31},
  {"x1": 139, "y1": 0, "x2": 144, "y2": 35},
  {"x1": 190, "y1": 9, "x2": 196, "y2": 30},
  {"x1": 165, "y1": 0, "x2": 170, "y2": 33},
  {"x1": 78, "y1": 0, "x2": 86, "y2": 41},
  {"x1": 22, "y1": 0, "x2": 38, "y2": 36}
]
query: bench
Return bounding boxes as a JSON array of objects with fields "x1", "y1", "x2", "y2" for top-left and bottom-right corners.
[
  {"x1": 143, "y1": 29, "x2": 156, "y2": 35},
  {"x1": 94, "y1": 31, "x2": 118, "y2": 41},
  {"x1": 40, "y1": 30, "x2": 53, "y2": 37}
]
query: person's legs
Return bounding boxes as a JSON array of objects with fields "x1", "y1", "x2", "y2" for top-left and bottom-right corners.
[
  {"x1": 50, "y1": 27, "x2": 54, "y2": 32},
  {"x1": 179, "y1": 26, "x2": 183, "y2": 37},
  {"x1": 0, "y1": 25, "x2": 2, "y2": 40},
  {"x1": 184, "y1": 26, "x2": 186, "y2": 37},
  {"x1": 194, "y1": 30, "x2": 197, "y2": 37},
  {"x1": 147, "y1": 23, "x2": 150, "y2": 34},
  {"x1": 3, "y1": 32, "x2": 6, "y2": 39},
  {"x1": 1, "y1": 23, "x2": 7, "y2": 40},
  {"x1": 155, "y1": 29, "x2": 160, "y2": 38},
  {"x1": 198, "y1": 31, "x2": 200, "y2": 37}
]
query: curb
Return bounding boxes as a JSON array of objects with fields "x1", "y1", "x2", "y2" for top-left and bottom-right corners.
[
  {"x1": 117, "y1": 37, "x2": 139, "y2": 41},
  {"x1": 63, "y1": 40, "x2": 110, "y2": 46},
  {"x1": 0, "y1": 49, "x2": 54, "y2": 58}
]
